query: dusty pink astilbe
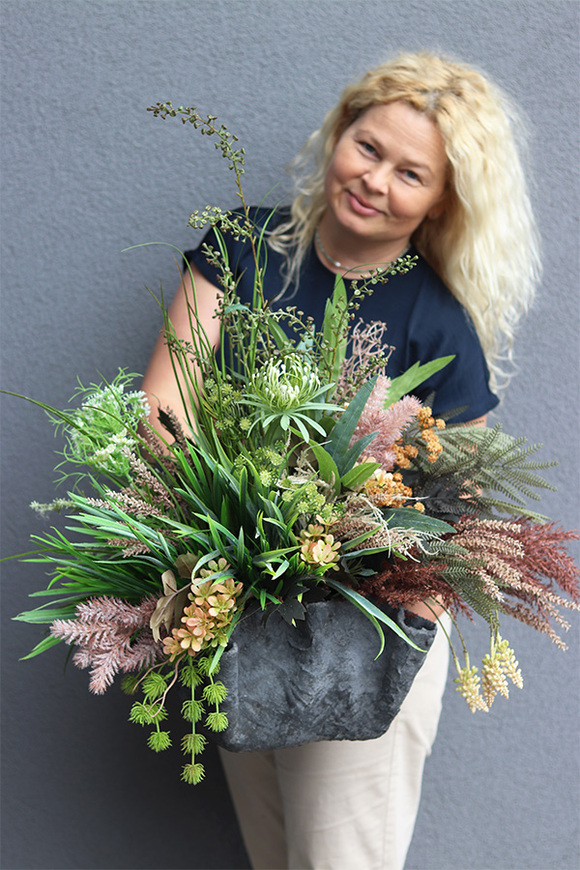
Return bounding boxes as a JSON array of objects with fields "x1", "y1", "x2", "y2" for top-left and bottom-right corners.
[
  {"x1": 50, "y1": 596, "x2": 162, "y2": 694},
  {"x1": 351, "y1": 376, "x2": 422, "y2": 470}
]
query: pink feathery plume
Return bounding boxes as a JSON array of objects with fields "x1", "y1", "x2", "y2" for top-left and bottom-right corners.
[
  {"x1": 351, "y1": 376, "x2": 422, "y2": 470},
  {"x1": 50, "y1": 596, "x2": 162, "y2": 694}
]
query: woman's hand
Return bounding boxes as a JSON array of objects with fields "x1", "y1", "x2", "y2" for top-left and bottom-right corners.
[{"x1": 404, "y1": 598, "x2": 446, "y2": 622}]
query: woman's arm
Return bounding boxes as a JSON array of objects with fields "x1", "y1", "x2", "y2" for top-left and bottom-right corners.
[{"x1": 141, "y1": 261, "x2": 222, "y2": 438}]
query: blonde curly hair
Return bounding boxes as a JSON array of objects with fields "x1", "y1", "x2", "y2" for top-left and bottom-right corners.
[{"x1": 269, "y1": 52, "x2": 542, "y2": 390}]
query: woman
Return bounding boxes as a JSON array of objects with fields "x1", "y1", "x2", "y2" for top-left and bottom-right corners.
[{"x1": 142, "y1": 52, "x2": 540, "y2": 870}]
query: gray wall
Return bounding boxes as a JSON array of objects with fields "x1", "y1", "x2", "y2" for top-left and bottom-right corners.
[{"x1": 1, "y1": 2, "x2": 578, "y2": 868}]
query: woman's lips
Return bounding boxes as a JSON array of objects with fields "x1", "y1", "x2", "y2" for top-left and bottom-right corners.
[{"x1": 347, "y1": 190, "x2": 383, "y2": 216}]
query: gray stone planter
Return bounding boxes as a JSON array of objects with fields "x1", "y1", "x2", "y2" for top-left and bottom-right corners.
[{"x1": 211, "y1": 598, "x2": 437, "y2": 752}]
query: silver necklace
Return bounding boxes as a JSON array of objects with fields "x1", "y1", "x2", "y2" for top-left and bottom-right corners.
[{"x1": 315, "y1": 228, "x2": 410, "y2": 274}]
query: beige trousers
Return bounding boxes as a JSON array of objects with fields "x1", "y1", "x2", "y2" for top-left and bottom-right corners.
[{"x1": 219, "y1": 616, "x2": 450, "y2": 870}]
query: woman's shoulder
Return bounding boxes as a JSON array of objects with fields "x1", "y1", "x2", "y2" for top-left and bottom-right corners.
[
  {"x1": 405, "y1": 248, "x2": 458, "y2": 304},
  {"x1": 404, "y1": 248, "x2": 479, "y2": 335},
  {"x1": 357, "y1": 247, "x2": 471, "y2": 333}
]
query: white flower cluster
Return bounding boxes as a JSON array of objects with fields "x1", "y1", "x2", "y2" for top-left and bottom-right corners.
[{"x1": 64, "y1": 376, "x2": 150, "y2": 477}]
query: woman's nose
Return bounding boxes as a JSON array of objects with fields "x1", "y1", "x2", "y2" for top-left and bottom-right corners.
[{"x1": 362, "y1": 163, "x2": 393, "y2": 194}]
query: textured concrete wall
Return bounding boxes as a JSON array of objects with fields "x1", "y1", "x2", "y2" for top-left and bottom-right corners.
[{"x1": 1, "y1": 2, "x2": 578, "y2": 868}]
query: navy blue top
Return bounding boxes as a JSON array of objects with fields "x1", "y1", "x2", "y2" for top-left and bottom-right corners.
[{"x1": 186, "y1": 207, "x2": 498, "y2": 423}]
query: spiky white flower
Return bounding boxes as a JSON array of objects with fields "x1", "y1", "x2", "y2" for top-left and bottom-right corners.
[{"x1": 253, "y1": 354, "x2": 322, "y2": 411}]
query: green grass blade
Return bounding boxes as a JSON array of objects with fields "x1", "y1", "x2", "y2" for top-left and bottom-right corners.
[{"x1": 326, "y1": 579, "x2": 426, "y2": 651}]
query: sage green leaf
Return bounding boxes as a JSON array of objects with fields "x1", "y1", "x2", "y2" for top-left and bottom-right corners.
[
  {"x1": 340, "y1": 461, "x2": 381, "y2": 490},
  {"x1": 175, "y1": 552, "x2": 199, "y2": 579},
  {"x1": 321, "y1": 274, "x2": 348, "y2": 385},
  {"x1": 161, "y1": 569, "x2": 179, "y2": 595},
  {"x1": 309, "y1": 442, "x2": 340, "y2": 494},
  {"x1": 342, "y1": 431, "x2": 379, "y2": 471},
  {"x1": 384, "y1": 507, "x2": 456, "y2": 535}
]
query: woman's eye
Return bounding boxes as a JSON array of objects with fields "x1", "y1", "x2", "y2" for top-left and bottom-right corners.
[
  {"x1": 402, "y1": 169, "x2": 420, "y2": 182},
  {"x1": 360, "y1": 141, "x2": 377, "y2": 156}
]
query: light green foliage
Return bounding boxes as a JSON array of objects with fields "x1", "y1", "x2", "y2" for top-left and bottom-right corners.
[
  {"x1": 202, "y1": 681, "x2": 228, "y2": 705},
  {"x1": 181, "y1": 698, "x2": 204, "y2": 723},
  {"x1": 179, "y1": 662, "x2": 204, "y2": 689},
  {"x1": 129, "y1": 700, "x2": 168, "y2": 726},
  {"x1": 51, "y1": 369, "x2": 150, "y2": 483},
  {"x1": 147, "y1": 731, "x2": 171, "y2": 752},
  {"x1": 280, "y1": 479, "x2": 329, "y2": 519},
  {"x1": 181, "y1": 732, "x2": 207, "y2": 754},
  {"x1": 120, "y1": 675, "x2": 141, "y2": 695},
  {"x1": 181, "y1": 762, "x2": 205, "y2": 785},
  {"x1": 205, "y1": 710, "x2": 229, "y2": 732},
  {"x1": 141, "y1": 672, "x2": 168, "y2": 701}
]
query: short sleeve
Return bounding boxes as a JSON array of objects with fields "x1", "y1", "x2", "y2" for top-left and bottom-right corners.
[
  {"x1": 407, "y1": 300, "x2": 499, "y2": 422},
  {"x1": 184, "y1": 207, "x2": 278, "y2": 296}
]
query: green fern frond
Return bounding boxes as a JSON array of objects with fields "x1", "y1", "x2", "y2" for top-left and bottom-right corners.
[{"x1": 411, "y1": 424, "x2": 556, "y2": 519}]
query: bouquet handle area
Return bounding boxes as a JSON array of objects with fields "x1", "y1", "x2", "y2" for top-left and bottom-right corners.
[{"x1": 210, "y1": 599, "x2": 438, "y2": 752}]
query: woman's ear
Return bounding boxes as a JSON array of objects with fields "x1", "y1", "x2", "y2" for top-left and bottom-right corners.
[
  {"x1": 427, "y1": 205, "x2": 445, "y2": 220},
  {"x1": 428, "y1": 185, "x2": 450, "y2": 220}
]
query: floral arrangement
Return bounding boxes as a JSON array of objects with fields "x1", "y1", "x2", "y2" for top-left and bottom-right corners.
[{"x1": 9, "y1": 105, "x2": 579, "y2": 785}]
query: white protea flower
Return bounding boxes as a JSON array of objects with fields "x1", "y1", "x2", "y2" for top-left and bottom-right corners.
[
  {"x1": 253, "y1": 354, "x2": 322, "y2": 411},
  {"x1": 245, "y1": 353, "x2": 340, "y2": 442}
]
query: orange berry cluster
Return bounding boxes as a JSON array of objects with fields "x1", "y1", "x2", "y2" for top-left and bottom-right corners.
[
  {"x1": 364, "y1": 470, "x2": 414, "y2": 508},
  {"x1": 393, "y1": 442, "x2": 419, "y2": 469},
  {"x1": 416, "y1": 407, "x2": 445, "y2": 463}
]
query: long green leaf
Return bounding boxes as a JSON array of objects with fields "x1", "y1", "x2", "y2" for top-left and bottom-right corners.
[
  {"x1": 19, "y1": 634, "x2": 63, "y2": 660},
  {"x1": 342, "y1": 432, "x2": 379, "y2": 472},
  {"x1": 309, "y1": 442, "x2": 340, "y2": 494},
  {"x1": 326, "y1": 579, "x2": 426, "y2": 651},
  {"x1": 383, "y1": 356, "x2": 455, "y2": 407},
  {"x1": 324, "y1": 375, "x2": 378, "y2": 474},
  {"x1": 14, "y1": 606, "x2": 78, "y2": 624},
  {"x1": 340, "y1": 460, "x2": 380, "y2": 490},
  {"x1": 337, "y1": 526, "x2": 381, "y2": 552}
]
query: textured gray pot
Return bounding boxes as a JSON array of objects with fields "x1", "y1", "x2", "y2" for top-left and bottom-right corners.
[{"x1": 211, "y1": 598, "x2": 437, "y2": 752}]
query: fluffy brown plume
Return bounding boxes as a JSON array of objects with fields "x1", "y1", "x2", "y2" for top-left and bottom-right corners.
[{"x1": 357, "y1": 518, "x2": 579, "y2": 642}]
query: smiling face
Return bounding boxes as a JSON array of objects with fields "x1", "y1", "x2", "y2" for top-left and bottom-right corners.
[{"x1": 320, "y1": 101, "x2": 449, "y2": 264}]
